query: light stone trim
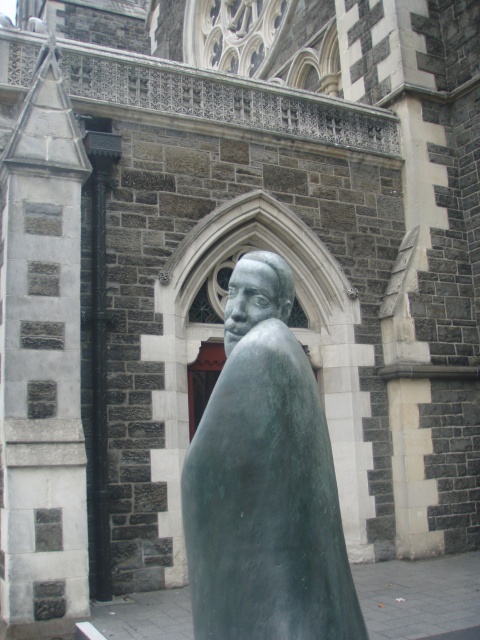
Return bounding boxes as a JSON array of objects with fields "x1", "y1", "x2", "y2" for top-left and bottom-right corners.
[
  {"x1": 2, "y1": 32, "x2": 400, "y2": 158},
  {"x1": 148, "y1": 3, "x2": 161, "y2": 57},
  {"x1": 5, "y1": 442, "x2": 87, "y2": 467},
  {"x1": 1, "y1": 466, "x2": 89, "y2": 623},
  {"x1": 392, "y1": 96, "x2": 448, "y2": 234},
  {"x1": 374, "y1": 0, "x2": 436, "y2": 94},
  {"x1": 388, "y1": 378, "x2": 444, "y2": 559},
  {"x1": 4, "y1": 418, "x2": 85, "y2": 443},
  {"x1": 380, "y1": 94, "x2": 449, "y2": 366},
  {"x1": 43, "y1": 1, "x2": 67, "y2": 41},
  {"x1": 334, "y1": 0, "x2": 365, "y2": 102},
  {"x1": 7, "y1": 549, "x2": 88, "y2": 587}
]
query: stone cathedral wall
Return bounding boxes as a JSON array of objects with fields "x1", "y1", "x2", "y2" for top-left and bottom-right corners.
[
  {"x1": 45, "y1": 1, "x2": 151, "y2": 55},
  {"x1": 0, "y1": 0, "x2": 479, "y2": 610},
  {"x1": 79, "y1": 120, "x2": 405, "y2": 592}
]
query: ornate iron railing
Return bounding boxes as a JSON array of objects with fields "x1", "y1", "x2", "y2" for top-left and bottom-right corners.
[{"x1": 2, "y1": 32, "x2": 401, "y2": 157}]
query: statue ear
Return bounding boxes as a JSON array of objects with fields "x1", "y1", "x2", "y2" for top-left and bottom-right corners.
[{"x1": 280, "y1": 300, "x2": 293, "y2": 323}]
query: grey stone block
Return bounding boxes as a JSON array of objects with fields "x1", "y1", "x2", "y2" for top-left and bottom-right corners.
[
  {"x1": 136, "y1": 566, "x2": 165, "y2": 592},
  {"x1": 34, "y1": 598, "x2": 66, "y2": 621},
  {"x1": 133, "y1": 482, "x2": 167, "y2": 512},
  {"x1": 143, "y1": 537, "x2": 173, "y2": 557},
  {"x1": 20, "y1": 322, "x2": 65, "y2": 350},
  {"x1": 122, "y1": 170, "x2": 175, "y2": 191},
  {"x1": 416, "y1": 51, "x2": 446, "y2": 77},
  {"x1": 263, "y1": 164, "x2": 308, "y2": 195},
  {"x1": 220, "y1": 139, "x2": 249, "y2": 164},
  {"x1": 321, "y1": 200, "x2": 356, "y2": 231},
  {"x1": 111, "y1": 540, "x2": 143, "y2": 570},
  {"x1": 27, "y1": 381, "x2": 57, "y2": 419},
  {"x1": 36, "y1": 523, "x2": 63, "y2": 552},
  {"x1": 34, "y1": 581, "x2": 65, "y2": 598},
  {"x1": 350, "y1": 162, "x2": 380, "y2": 193},
  {"x1": 28, "y1": 261, "x2": 61, "y2": 297},
  {"x1": 111, "y1": 524, "x2": 158, "y2": 541},
  {"x1": 165, "y1": 146, "x2": 210, "y2": 178},
  {"x1": 24, "y1": 203, "x2": 63, "y2": 237},
  {"x1": 35, "y1": 508, "x2": 63, "y2": 552},
  {"x1": 157, "y1": 192, "x2": 216, "y2": 219}
]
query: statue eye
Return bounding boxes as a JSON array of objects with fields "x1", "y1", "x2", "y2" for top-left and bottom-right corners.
[
  {"x1": 252, "y1": 295, "x2": 270, "y2": 308},
  {"x1": 228, "y1": 287, "x2": 237, "y2": 297}
]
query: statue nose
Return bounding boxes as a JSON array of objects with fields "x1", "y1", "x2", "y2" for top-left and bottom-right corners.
[{"x1": 230, "y1": 296, "x2": 247, "y2": 321}]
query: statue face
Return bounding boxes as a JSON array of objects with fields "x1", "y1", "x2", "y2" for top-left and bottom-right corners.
[{"x1": 224, "y1": 259, "x2": 281, "y2": 356}]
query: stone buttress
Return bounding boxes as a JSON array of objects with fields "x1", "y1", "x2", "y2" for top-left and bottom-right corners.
[{"x1": 0, "y1": 40, "x2": 91, "y2": 638}]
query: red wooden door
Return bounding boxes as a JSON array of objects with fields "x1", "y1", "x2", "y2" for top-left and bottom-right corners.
[{"x1": 187, "y1": 342, "x2": 227, "y2": 441}]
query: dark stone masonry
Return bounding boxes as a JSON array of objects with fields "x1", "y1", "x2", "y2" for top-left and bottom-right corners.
[
  {"x1": 414, "y1": 45, "x2": 480, "y2": 548},
  {"x1": 27, "y1": 262, "x2": 61, "y2": 297},
  {"x1": 35, "y1": 509, "x2": 63, "y2": 552},
  {"x1": 0, "y1": 0, "x2": 480, "y2": 631},
  {"x1": 20, "y1": 322, "x2": 65, "y2": 350},
  {"x1": 61, "y1": 4, "x2": 150, "y2": 55},
  {"x1": 33, "y1": 581, "x2": 66, "y2": 621},
  {"x1": 422, "y1": 379, "x2": 480, "y2": 553},
  {"x1": 27, "y1": 381, "x2": 57, "y2": 419},
  {"x1": 79, "y1": 117, "x2": 407, "y2": 592},
  {"x1": 346, "y1": 0, "x2": 391, "y2": 104},
  {"x1": 24, "y1": 202, "x2": 63, "y2": 237}
]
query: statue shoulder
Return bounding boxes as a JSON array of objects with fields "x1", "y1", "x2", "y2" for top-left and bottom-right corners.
[{"x1": 234, "y1": 318, "x2": 301, "y2": 361}]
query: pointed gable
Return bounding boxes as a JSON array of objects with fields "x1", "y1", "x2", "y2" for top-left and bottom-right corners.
[{"x1": 2, "y1": 42, "x2": 91, "y2": 177}]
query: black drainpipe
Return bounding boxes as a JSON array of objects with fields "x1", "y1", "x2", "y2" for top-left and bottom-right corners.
[{"x1": 84, "y1": 131, "x2": 122, "y2": 602}]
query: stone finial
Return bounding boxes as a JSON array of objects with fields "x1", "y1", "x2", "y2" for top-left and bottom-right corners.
[{"x1": 1, "y1": 38, "x2": 91, "y2": 179}]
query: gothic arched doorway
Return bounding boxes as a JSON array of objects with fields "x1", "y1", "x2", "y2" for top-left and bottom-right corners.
[{"x1": 144, "y1": 190, "x2": 376, "y2": 587}]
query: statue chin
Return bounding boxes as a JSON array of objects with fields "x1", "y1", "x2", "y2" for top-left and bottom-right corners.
[{"x1": 223, "y1": 331, "x2": 242, "y2": 357}]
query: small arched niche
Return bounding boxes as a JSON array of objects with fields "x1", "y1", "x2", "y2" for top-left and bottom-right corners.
[
  {"x1": 286, "y1": 20, "x2": 342, "y2": 96},
  {"x1": 318, "y1": 19, "x2": 342, "y2": 97}
]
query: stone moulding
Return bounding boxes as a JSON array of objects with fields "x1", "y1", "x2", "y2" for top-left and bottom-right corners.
[
  {"x1": 379, "y1": 364, "x2": 480, "y2": 381},
  {"x1": 2, "y1": 32, "x2": 401, "y2": 158}
]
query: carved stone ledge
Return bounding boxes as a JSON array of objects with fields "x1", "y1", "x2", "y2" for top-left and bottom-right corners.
[
  {"x1": 378, "y1": 364, "x2": 480, "y2": 381},
  {"x1": 2, "y1": 32, "x2": 401, "y2": 158}
]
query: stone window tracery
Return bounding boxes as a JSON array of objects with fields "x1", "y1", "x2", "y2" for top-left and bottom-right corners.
[{"x1": 185, "y1": 0, "x2": 291, "y2": 78}]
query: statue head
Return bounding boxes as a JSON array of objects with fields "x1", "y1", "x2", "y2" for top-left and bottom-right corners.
[{"x1": 224, "y1": 250, "x2": 295, "y2": 356}]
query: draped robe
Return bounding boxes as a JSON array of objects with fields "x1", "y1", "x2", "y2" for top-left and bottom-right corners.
[{"x1": 181, "y1": 318, "x2": 369, "y2": 640}]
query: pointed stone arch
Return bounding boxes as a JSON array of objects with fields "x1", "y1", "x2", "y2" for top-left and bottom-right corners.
[
  {"x1": 286, "y1": 49, "x2": 322, "y2": 92},
  {"x1": 319, "y1": 19, "x2": 341, "y2": 77},
  {"x1": 142, "y1": 190, "x2": 376, "y2": 588},
  {"x1": 285, "y1": 20, "x2": 341, "y2": 96},
  {"x1": 160, "y1": 189, "x2": 359, "y2": 333},
  {"x1": 318, "y1": 19, "x2": 342, "y2": 96}
]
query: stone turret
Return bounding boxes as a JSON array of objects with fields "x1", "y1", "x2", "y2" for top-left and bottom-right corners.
[{"x1": 0, "y1": 38, "x2": 91, "y2": 638}]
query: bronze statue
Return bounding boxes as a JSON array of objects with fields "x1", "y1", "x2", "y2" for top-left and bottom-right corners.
[{"x1": 182, "y1": 250, "x2": 370, "y2": 639}]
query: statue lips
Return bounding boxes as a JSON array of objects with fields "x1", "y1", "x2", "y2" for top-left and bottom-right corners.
[{"x1": 224, "y1": 319, "x2": 247, "y2": 343}]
